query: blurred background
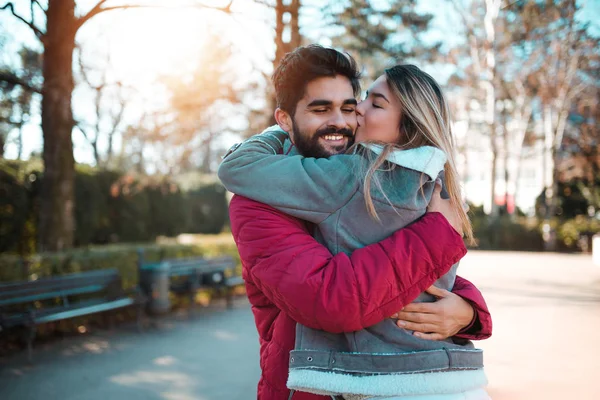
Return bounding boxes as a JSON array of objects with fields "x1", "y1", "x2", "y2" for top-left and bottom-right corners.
[
  {"x1": 0, "y1": 1, "x2": 599, "y2": 399},
  {"x1": 0, "y1": 0, "x2": 599, "y2": 257}
]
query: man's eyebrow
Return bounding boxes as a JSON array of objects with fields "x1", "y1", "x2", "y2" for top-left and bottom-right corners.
[
  {"x1": 306, "y1": 99, "x2": 357, "y2": 107},
  {"x1": 366, "y1": 91, "x2": 390, "y2": 103},
  {"x1": 307, "y1": 99, "x2": 333, "y2": 107}
]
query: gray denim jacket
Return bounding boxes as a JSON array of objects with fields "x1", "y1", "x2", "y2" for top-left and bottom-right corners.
[{"x1": 218, "y1": 127, "x2": 486, "y2": 397}]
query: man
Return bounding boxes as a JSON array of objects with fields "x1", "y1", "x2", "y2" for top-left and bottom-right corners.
[{"x1": 219, "y1": 45, "x2": 491, "y2": 400}]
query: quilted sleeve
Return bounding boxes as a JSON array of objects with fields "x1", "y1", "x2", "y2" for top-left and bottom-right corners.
[
  {"x1": 452, "y1": 275, "x2": 493, "y2": 340},
  {"x1": 218, "y1": 128, "x2": 359, "y2": 224},
  {"x1": 230, "y1": 195, "x2": 467, "y2": 333}
]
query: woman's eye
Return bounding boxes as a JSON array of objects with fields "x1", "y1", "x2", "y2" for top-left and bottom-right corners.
[{"x1": 373, "y1": 103, "x2": 383, "y2": 109}]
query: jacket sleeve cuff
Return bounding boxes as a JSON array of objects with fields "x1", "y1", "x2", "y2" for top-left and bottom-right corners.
[
  {"x1": 452, "y1": 275, "x2": 492, "y2": 340},
  {"x1": 457, "y1": 302, "x2": 480, "y2": 335}
]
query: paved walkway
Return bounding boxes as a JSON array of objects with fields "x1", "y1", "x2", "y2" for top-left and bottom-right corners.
[
  {"x1": 0, "y1": 303, "x2": 261, "y2": 400},
  {"x1": 0, "y1": 251, "x2": 599, "y2": 400},
  {"x1": 460, "y1": 251, "x2": 600, "y2": 400}
]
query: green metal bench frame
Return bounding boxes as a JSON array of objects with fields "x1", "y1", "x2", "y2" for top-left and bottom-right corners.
[{"x1": 138, "y1": 251, "x2": 244, "y2": 309}]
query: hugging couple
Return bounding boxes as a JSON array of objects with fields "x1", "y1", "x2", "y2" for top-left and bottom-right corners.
[{"x1": 218, "y1": 44, "x2": 493, "y2": 400}]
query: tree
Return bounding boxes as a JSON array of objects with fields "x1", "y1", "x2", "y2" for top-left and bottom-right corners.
[
  {"x1": 326, "y1": 0, "x2": 443, "y2": 80},
  {"x1": 514, "y1": 0, "x2": 599, "y2": 248},
  {"x1": 249, "y1": 0, "x2": 302, "y2": 127},
  {"x1": 0, "y1": 47, "x2": 41, "y2": 158},
  {"x1": 156, "y1": 34, "x2": 243, "y2": 174},
  {"x1": 558, "y1": 92, "x2": 600, "y2": 215},
  {"x1": 75, "y1": 47, "x2": 129, "y2": 168},
  {"x1": 0, "y1": 1, "x2": 233, "y2": 251},
  {"x1": 447, "y1": 0, "x2": 503, "y2": 215}
]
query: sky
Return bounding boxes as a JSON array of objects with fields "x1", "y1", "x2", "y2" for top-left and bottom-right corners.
[{"x1": 1, "y1": 0, "x2": 599, "y2": 166}]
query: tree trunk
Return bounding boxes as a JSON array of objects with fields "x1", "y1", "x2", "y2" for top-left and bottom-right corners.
[
  {"x1": 0, "y1": 133, "x2": 5, "y2": 158},
  {"x1": 542, "y1": 105, "x2": 557, "y2": 250},
  {"x1": 200, "y1": 136, "x2": 212, "y2": 173},
  {"x1": 38, "y1": 1, "x2": 77, "y2": 252},
  {"x1": 106, "y1": 131, "x2": 114, "y2": 166},
  {"x1": 269, "y1": 0, "x2": 302, "y2": 124},
  {"x1": 502, "y1": 114, "x2": 510, "y2": 214},
  {"x1": 17, "y1": 123, "x2": 24, "y2": 160},
  {"x1": 490, "y1": 131, "x2": 499, "y2": 215},
  {"x1": 483, "y1": 0, "x2": 500, "y2": 216}
]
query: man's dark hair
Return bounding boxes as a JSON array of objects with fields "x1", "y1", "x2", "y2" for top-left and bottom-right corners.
[{"x1": 272, "y1": 45, "x2": 361, "y2": 116}]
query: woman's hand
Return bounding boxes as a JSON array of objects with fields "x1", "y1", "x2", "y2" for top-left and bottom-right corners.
[
  {"x1": 427, "y1": 182, "x2": 463, "y2": 237},
  {"x1": 391, "y1": 285, "x2": 475, "y2": 341}
]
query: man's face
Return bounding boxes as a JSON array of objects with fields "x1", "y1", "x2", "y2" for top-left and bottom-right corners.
[{"x1": 289, "y1": 75, "x2": 358, "y2": 158}]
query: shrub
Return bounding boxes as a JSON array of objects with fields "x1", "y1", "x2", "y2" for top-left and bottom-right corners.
[
  {"x1": 556, "y1": 215, "x2": 600, "y2": 252},
  {"x1": 187, "y1": 183, "x2": 228, "y2": 234},
  {"x1": 468, "y1": 203, "x2": 545, "y2": 251},
  {"x1": 0, "y1": 235, "x2": 241, "y2": 288},
  {"x1": 0, "y1": 161, "x2": 229, "y2": 253}
]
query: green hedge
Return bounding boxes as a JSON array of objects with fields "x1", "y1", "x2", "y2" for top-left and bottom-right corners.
[
  {"x1": 556, "y1": 216, "x2": 600, "y2": 252},
  {"x1": 470, "y1": 215, "x2": 545, "y2": 252},
  {"x1": 468, "y1": 203, "x2": 599, "y2": 252},
  {"x1": 0, "y1": 160, "x2": 228, "y2": 254},
  {"x1": 0, "y1": 237, "x2": 241, "y2": 287}
]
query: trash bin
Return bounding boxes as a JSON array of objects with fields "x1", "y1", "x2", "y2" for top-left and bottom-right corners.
[
  {"x1": 593, "y1": 234, "x2": 600, "y2": 266},
  {"x1": 140, "y1": 262, "x2": 171, "y2": 314}
]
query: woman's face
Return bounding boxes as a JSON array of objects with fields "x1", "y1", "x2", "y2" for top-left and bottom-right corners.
[{"x1": 355, "y1": 75, "x2": 402, "y2": 144}]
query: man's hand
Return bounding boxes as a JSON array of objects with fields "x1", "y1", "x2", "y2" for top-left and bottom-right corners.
[
  {"x1": 427, "y1": 181, "x2": 463, "y2": 237},
  {"x1": 391, "y1": 285, "x2": 475, "y2": 341}
]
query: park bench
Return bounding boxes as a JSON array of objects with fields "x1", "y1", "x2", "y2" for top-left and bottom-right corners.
[
  {"x1": 0, "y1": 269, "x2": 145, "y2": 362},
  {"x1": 138, "y1": 252, "x2": 245, "y2": 310}
]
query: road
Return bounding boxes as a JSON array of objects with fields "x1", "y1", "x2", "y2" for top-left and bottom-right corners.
[{"x1": 0, "y1": 251, "x2": 599, "y2": 400}]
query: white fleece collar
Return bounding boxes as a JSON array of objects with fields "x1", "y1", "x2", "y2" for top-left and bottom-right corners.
[{"x1": 359, "y1": 143, "x2": 447, "y2": 180}]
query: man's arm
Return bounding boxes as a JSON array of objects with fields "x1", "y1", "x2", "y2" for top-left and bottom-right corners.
[
  {"x1": 230, "y1": 195, "x2": 467, "y2": 333},
  {"x1": 452, "y1": 275, "x2": 492, "y2": 340},
  {"x1": 393, "y1": 280, "x2": 492, "y2": 341},
  {"x1": 218, "y1": 128, "x2": 358, "y2": 224}
]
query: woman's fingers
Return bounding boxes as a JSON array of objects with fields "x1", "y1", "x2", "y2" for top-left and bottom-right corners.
[
  {"x1": 424, "y1": 285, "x2": 450, "y2": 298},
  {"x1": 413, "y1": 332, "x2": 445, "y2": 341},
  {"x1": 399, "y1": 302, "x2": 436, "y2": 313},
  {"x1": 395, "y1": 311, "x2": 438, "y2": 324},
  {"x1": 396, "y1": 320, "x2": 437, "y2": 333}
]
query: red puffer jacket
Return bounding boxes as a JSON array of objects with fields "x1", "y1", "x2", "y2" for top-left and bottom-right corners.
[{"x1": 229, "y1": 195, "x2": 492, "y2": 400}]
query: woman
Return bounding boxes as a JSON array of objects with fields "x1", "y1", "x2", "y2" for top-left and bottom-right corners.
[{"x1": 218, "y1": 65, "x2": 490, "y2": 400}]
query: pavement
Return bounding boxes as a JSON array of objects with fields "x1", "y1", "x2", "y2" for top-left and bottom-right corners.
[{"x1": 0, "y1": 251, "x2": 599, "y2": 400}]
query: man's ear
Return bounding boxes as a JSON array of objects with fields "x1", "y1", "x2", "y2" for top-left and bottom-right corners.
[{"x1": 274, "y1": 108, "x2": 293, "y2": 138}]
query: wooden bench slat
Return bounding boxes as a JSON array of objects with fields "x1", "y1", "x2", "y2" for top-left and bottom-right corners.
[
  {"x1": 0, "y1": 285, "x2": 105, "y2": 307},
  {"x1": 0, "y1": 269, "x2": 117, "y2": 290},
  {"x1": 34, "y1": 298, "x2": 134, "y2": 324},
  {"x1": 0, "y1": 270, "x2": 119, "y2": 300}
]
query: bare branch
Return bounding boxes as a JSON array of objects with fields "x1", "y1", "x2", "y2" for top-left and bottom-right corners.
[
  {"x1": 500, "y1": 0, "x2": 523, "y2": 10},
  {"x1": 76, "y1": 0, "x2": 234, "y2": 32},
  {"x1": 448, "y1": 0, "x2": 481, "y2": 74},
  {"x1": 74, "y1": 121, "x2": 90, "y2": 141},
  {"x1": 0, "y1": 70, "x2": 42, "y2": 93},
  {"x1": 251, "y1": 0, "x2": 274, "y2": 8},
  {"x1": 0, "y1": 2, "x2": 45, "y2": 39},
  {"x1": 76, "y1": 45, "x2": 96, "y2": 89}
]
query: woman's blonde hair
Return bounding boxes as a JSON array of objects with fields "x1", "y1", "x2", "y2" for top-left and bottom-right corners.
[{"x1": 359, "y1": 64, "x2": 473, "y2": 243}]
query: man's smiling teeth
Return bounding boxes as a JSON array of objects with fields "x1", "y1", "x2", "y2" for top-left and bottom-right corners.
[{"x1": 323, "y1": 135, "x2": 344, "y2": 141}]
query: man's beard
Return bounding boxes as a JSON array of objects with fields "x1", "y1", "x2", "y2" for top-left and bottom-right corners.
[{"x1": 291, "y1": 118, "x2": 354, "y2": 158}]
